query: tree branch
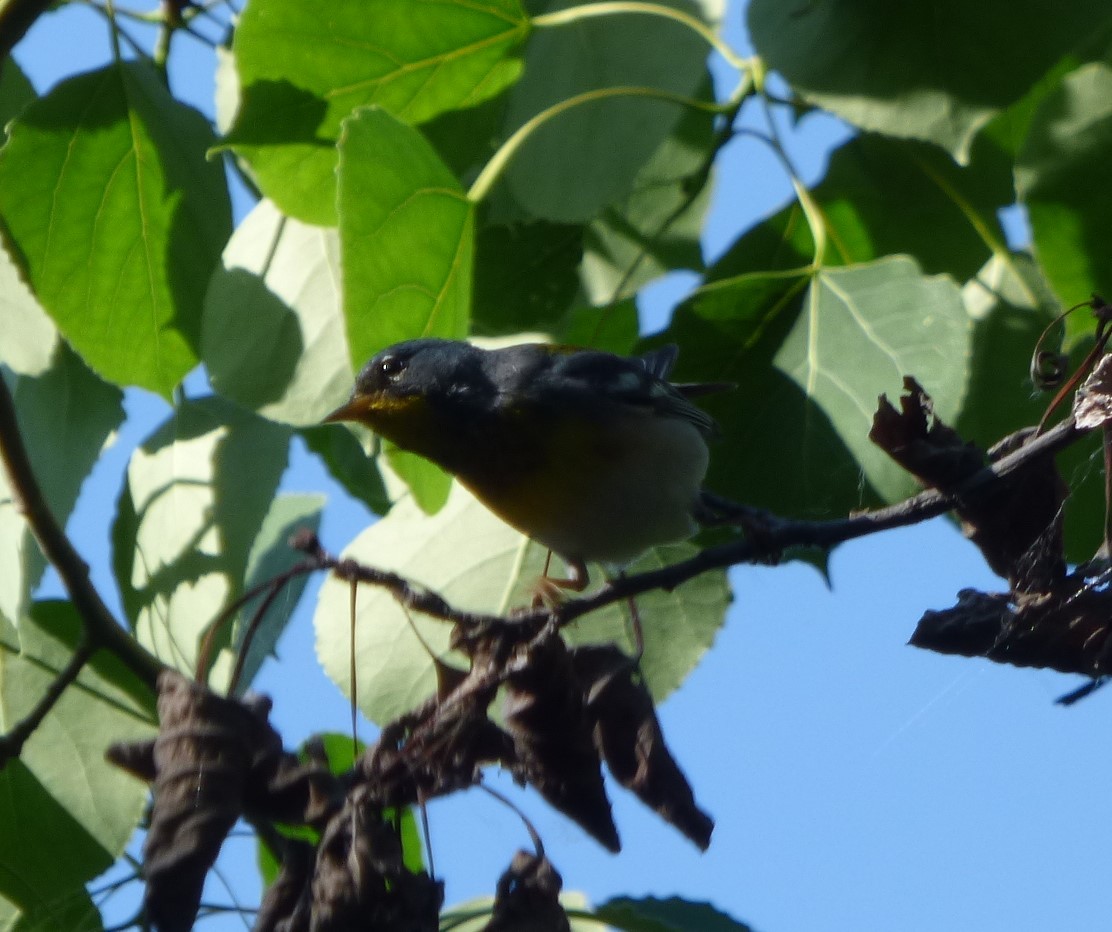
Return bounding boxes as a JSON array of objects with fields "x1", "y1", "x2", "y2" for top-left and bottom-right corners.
[
  {"x1": 0, "y1": 634, "x2": 94, "y2": 765},
  {"x1": 300, "y1": 414, "x2": 1087, "y2": 642},
  {"x1": 0, "y1": 377, "x2": 164, "y2": 688}
]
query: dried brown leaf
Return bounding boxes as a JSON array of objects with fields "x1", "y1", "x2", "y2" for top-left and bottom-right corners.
[
  {"x1": 572, "y1": 645, "x2": 713, "y2": 850},
  {"x1": 106, "y1": 671, "x2": 341, "y2": 932},
  {"x1": 482, "y1": 852, "x2": 571, "y2": 932},
  {"x1": 503, "y1": 635, "x2": 619, "y2": 852},
  {"x1": 311, "y1": 785, "x2": 442, "y2": 932},
  {"x1": 253, "y1": 839, "x2": 314, "y2": 932},
  {"x1": 911, "y1": 566, "x2": 1112, "y2": 676},
  {"x1": 1073, "y1": 354, "x2": 1112, "y2": 429},
  {"x1": 871, "y1": 378, "x2": 1066, "y2": 590}
]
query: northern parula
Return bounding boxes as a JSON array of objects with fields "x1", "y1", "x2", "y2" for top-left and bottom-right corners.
[{"x1": 325, "y1": 339, "x2": 723, "y2": 591}]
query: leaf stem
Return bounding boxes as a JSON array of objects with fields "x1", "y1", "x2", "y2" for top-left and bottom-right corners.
[
  {"x1": 84, "y1": 0, "x2": 148, "y2": 59},
  {"x1": 599, "y1": 71, "x2": 755, "y2": 314},
  {"x1": 104, "y1": 0, "x2": 123, "y2": 61},
  {"x1": 468, "y1": 85, "x2": 730, "y2": 204},
  {"x1": 757, "y1": 97, "x2": 828, "y2": 268},
  {"x1": 907, "y1": 148, "x2": 1039, "y2": 306},
  {"x1": 532, "y1": 0, "x2": 747, "y2": 72}
]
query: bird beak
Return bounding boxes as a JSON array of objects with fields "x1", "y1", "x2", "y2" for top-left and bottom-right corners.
[{"x1": 323, "y1": 395, "x2": 372, "y2": 424}]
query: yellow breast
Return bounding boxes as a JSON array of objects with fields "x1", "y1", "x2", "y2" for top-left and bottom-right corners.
[{"x1": 462, "y1": 411, "x2": 708, "y2": 566}]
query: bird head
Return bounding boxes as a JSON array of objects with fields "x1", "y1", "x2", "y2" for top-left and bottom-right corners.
[{"x1": 324, "y1": 339, "x2": 492, "y2": 462}]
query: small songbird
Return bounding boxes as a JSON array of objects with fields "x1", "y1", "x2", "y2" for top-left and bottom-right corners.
[{"x1": 325, "y1": 339, "x2": 722, "y2": 593}]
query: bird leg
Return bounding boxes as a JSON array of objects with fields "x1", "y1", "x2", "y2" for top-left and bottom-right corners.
[{"x1": 531, "y1": 552, "x2": 589, "y2": 607}]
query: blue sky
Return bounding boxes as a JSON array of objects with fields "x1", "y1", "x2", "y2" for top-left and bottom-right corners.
[{"x1": 11, "y1": 3, "x2": 1111, "y2": 930}]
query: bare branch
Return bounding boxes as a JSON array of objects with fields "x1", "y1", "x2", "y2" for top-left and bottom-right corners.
[
  {"x1": 294, "y1": 414, "x2": 1086, "y2": 642},
  {"x1": 0, "y1": 378, "x2": 163, "y2": 688},
  {"x1": 0, "y1": 635, "x2": 94, "y2": 766}
]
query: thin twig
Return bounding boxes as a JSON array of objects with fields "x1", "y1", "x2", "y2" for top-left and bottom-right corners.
[
  {"x1": 602, "y1": 70, "x2": 754, "y2": 310},
  {"x1": 0, "y1": 636, "x2": 94, "y2": 765},
  {"x1": 195, "y1": 557, "x2": 319, "y2": 684},
  {"x1": 226, "y1": 576, "x2": 299, "y2": 695},
  {"x1": 0, "y1": 378, "x2": 164, "y2": 688},
  {"x1": 305, "y1": 414, "x2": 1085, "y2": 642}
]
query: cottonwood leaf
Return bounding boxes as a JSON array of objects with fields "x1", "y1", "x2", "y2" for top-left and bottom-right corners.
[
  {"x1": 663, "y1": 257, "x2": 969, "y2": 514},
  {"x1": 227, "y1": 0, "x2": 528, "y2": 224},
  {"x1": 314, "y1": 482, "x2": 727, "y2": 725},
  {"x1": 0, "y1": 603, "x2": 155, "y2": 923},
  {"x1": 338, "y1": 107, "x2": 474, "y2": 367},
  {"x1": 203, "y1": 199, "x2": 352, "y2": 426},
  {"x1": 0, "y1": 61, "x2": 230, "y2": 397},
  {"x1": 1017, "y1": 62, "x2": 1112, "y2": 343},
  {"x1": 504, "y1": 0, "x2": 710, "y2": 222},
  {"x1": 112, "y1": 397, "x2": 289, "y2": 683},
  {"x1": 749, "y1": 0, "x2": 1111, "y2": 162},
  {"x1": 0, "y1": 348, "x2": 122, "y2": 624}
]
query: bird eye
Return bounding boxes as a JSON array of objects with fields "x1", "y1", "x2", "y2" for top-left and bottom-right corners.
[{"x1": 379, "y1": 356, "x2": 407, "y2": 381}]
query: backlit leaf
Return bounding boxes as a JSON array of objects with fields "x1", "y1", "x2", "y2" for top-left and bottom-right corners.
[
  {"x1": 596, "y1": 895, "x2": 754, "y2": 932},
  {"x1": 314, "y1": 482, "x2": 727, "y2": 725},
  {"x1": 1016, "y1": 62, "x2": 1112, "y2": 343},
  {"x1": 0, "y1": 603, "x2": 155, "y2": 922},
  {"x1": 749, "y1": 0, "x2": 1111, "y2": 162},
  {"x1": 0, "y1": 62, "x2": 231, "y2": 397},
  {"x1": 112, "y1": 397, "x2": 289, "y2": 683},
  {"x1": 338, "y1": 107, "x2": 474, "y2": 367},
  {"x1": 227, "y1": 0, "x2": 528, "y2": 224},
  {"x1": 203, "y1": 199, "x2": 352, "y2": 426},
  {"x1": 229, "y1": 492, "x2": 325, "y2": 693},
  {"x1": 664, "y1": 257, "x2": 969, "y2": 514},
  {"x1": 0, "y1": 348, "x2": 122, "y2": 624}
]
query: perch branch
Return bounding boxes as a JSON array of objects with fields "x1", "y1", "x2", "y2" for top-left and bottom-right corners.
[{"x1": 304, "y1": 414, "x2": 1086, "y2": 639}]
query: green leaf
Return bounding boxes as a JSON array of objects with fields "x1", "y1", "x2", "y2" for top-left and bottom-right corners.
[
  {"x1": 503, "y1": 0, "x2": 712, "y2": 221},
  {"x1": 442, "y1": 892, "x2": 597, "y2": 931},
  {"x1": 203, "y1": 199, "x2": 353, "y2": 426},
  {"x1": 0, "y1": 239, "x2": 57, "y2": 377},
  {"x1": 421, "y1": 90, "x2": 513, "y2": 180},
  {"x1": 957, "y1": 253, "x2": 1058, "y2": 447},
  {"x1": 0, "y1": 57, "x2": 35, "y2": 126},
  {"x1": 383, "y1": 444, "x2": 453, "y2": 515},
  {"x1": 581, "y1": 78, "x2": 716, "y2": 303},
  {"x1": 299, "y1": 424, "x2": 390, "y2": 515},
  {"x1": 0, "y1": 603, "x2": 155, "y2": 920},
  {"x1": 748, "y1": 0, "x2": 1112, "y2": 162},
  {"x1": 230, "y1": 492, "x2": 325, "y2": 693},
  {"x1": 0, "y1": 347, "x2": 123, "y2": 623},
  {"x1": 1, "y1": 886, "x2": 102, "y2": 931},
  {"x1": 112, "y1": 397, "x2": 290, "y2": 682},
  {"x1": 314, "y1": 482, "x2": 727, "y2": 724},
  {"x1": 213, "y1": 44, "x2": 239, "y2": 136},
  {"x1": 561, "y1": 540, "x2": 729, "y2": 702},
  {"x1": 338, "y1": 106, "x2": 474, "y2": 366},
  {"x1": 1016, "y1": 61, "x2": 1112, "y2": 341},
  {"x1": 227, "y1": 0, "x2": 528, "y2": 224},
  {"x1": 595, "y1": 896, "x2": 753, "y2": 932},
  {"x1": 471, "y1": 221, "x2": 584, "y2": 336},
  {"x1": 709, "y1": 132, "x2": 1012, "y2": 284},
  {"x1": 766, "y1": 259, "x2": 969, "y2": 503},
  {"x1": 665, "y1": 257, "x2": 970, "y2": 515},
  {"x1": 557, "y1": 299, "x2": 640, "y2": 355},
  {"x1": 0, "y1": 62, "x2": 231, "y2": 398}
]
